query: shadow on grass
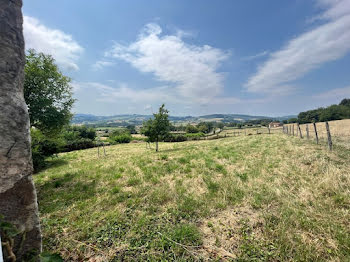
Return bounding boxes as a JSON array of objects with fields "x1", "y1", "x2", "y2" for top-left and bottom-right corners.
[
  {"x1": 37, "y1": 171, "x2": 97, "y2": 214},
  {"x1": 33, "y1": 158, "x2": 69, "y2": 174}
]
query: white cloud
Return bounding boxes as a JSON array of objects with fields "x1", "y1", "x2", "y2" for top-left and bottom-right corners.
[
  {"x1": 92, "y1": 60, "x2": 115, "y2": 71},
  {"x1": 23, "y1": 16, "x2": 83, "y2": 71},
  {"x1": 77, "y1": 82, "x2": 179, "y2": 104},
  {"x1": 242, "y1": 51, "x2": 269, "y2": 61},
  {"x1": 313, "y1": 85, "x2": 350, "y2": 100},
  {"x1": 246, "y1": 0, "x2": 350, "y2": 93},
  {"x1": 105, "y1": 23, "x2": 230, "y2": 103}
]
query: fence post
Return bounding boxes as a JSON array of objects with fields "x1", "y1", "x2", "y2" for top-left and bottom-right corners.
[
  {"x1": 325, "y1": 121, "x2": 333, "y2": 151},
  {"x1": 102, "y1": 142, "x2": 106, "y2": 156},
  {"x1": 292, "y1": 124, "x2": 294, "y2": 136},
  {"x1": 298, "y1": 123, "x2": 303, "y2": 138},
  {"x1": 306, "y1": 124, "x2": 309, "y2": 139},
  {"x1": 313, "y1": 122, "x2": 319, "y2": 144},
  {"x1": 268, "y1": 126, "x2": 270, "y2": 134},
  {"x1": 97, "y1": 143, "x2": 100, "y2": 157}
]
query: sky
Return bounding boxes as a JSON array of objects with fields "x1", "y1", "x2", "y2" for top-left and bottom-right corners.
[{"x1": 23, "y1": 0, "x2": 350, "y2": 116}]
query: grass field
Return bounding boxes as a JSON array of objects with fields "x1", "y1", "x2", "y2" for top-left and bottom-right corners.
[
  {"x1": 285, "y1": 119, "x2": 350, "y2": 149},
  {"x1": 34, "y1": 134, "x2": 350, "y2": 261}
]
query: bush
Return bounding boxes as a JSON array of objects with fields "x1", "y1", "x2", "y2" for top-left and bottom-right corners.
[
  {"x1": 185, "y1": 132, "x2": 205, "y2": 140},
  {"x1": 109, "y1": 134, "x2": 132, "y2": 144},
  {"x1": 31, "y1": 128, "x2": 63, "y2": 171},
  {"x1": 62, "y1": 138, "x2": 95, "y2": 152},
  {"x1": 163, "y1": 134, "x2": 187, "y2": 142}
]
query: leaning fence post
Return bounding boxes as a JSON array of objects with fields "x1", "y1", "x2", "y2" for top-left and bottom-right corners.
[
  {"x1": 313, "y1": 122, "x2": 319, "y2": 144},
  {"x1": 298, "y1": 123, "x2": 303, "y2": 138},
  {"x1": 325, "y1": 121, "x2": 333, "y2": 151},
  {"x1": 306, "y1": 124, "x2": 309, "y2": 139}
]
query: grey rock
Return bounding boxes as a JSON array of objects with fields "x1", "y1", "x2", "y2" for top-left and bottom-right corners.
[{"x1": 0, "y1": 0, "x2": 42, "y2": 259}]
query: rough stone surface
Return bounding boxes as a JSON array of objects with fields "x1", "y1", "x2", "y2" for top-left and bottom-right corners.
[{"x1": 0, "y1": 0, "x2": 42, "y2": 259}]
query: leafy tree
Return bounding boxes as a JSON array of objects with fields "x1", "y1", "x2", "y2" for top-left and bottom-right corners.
[
  {"x1": 141, "y1": 104, "x2": 170, "y2": 151},
  {"x1": 216, "y1": 122, "x2": 225, "y2": 130},
  {"x1": 126, "y1": 125, "x2": 137, "y2": 134},
  {"x1": 24, "y1": 49, "x2": 75, "y2": 135},
  {"x1": 297, "y1": 98, "x2": 350, "y2": 123},
  {"x1": 185, "y1": 124, "x2": 199, "y2": 133},
  {"x1": 340, "y1": 98, "x2": 350, "y2": 107}
]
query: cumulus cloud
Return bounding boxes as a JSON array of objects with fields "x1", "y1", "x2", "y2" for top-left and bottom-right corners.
[
  {"x1": 23, "y1": 16, "x2": 83, "y2": 71},
  {"x1": 245, "y1": 0, "x2": 350, "y2": 93},
  {"x1": 105, "y1": 23, "x2": 230, "y2": 103},
  {"x1": 91, "y1": 60, "x2": 115, "y2": 71}
]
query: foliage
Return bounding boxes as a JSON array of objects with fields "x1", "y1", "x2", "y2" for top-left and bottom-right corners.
[
  {"x1": 163, "y1": 134, "x2": 187, "y2": 142},
  {"x1": 31, "y1": 128, "x2": 63, "y2": 170},
  {"x1": 24, "y1": 49, "x2": 75, "y2": 135},
  {"x1": 197, "y1": 122, "x2": 214, "y2": 133},
  {"x1": 126, "y1": 125, "x2": 137, "y2": 134},
  {"x1": 31, "y1": 126, "x2": 97, "y2": 170},
  {"x1": 185, "y1": 132, "x2": 205, "y2": 140},
  {"x1": 141, "y1": 104, "x2": 170, "y2": 151},
  {"x1": 297, "y1": 98, "x2": 350, "y2": 124},
  {"x1": 185, "y1": 124, "x2": 199, "y2": 133},
  {"x1": 108, "y1": 129, "x2": 132, "y2": 144},
  {"x1": 109, "y1": 134, "x2": 132, "y2": 144}
]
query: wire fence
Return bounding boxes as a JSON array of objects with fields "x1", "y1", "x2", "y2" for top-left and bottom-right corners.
[{"x1": 283, "y1": 119, "x2": 350, "y2": 150}]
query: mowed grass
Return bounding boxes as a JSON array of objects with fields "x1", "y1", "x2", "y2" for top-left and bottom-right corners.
[{"x1": 34, "y1": 134, "x2": 350, "y2": 261}]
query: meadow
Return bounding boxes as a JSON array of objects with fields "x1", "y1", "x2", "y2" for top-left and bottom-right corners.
[
  {"x1": 34, "y1": 133, "x2": 350, "y2": 261},
  {"x1": 285, "y1": 119, "x2": 350, "y2": 150}
]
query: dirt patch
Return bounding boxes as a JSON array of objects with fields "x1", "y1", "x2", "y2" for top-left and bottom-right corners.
[{"x1": 198, "y1": 206, "x2": 264, "y2": 260}]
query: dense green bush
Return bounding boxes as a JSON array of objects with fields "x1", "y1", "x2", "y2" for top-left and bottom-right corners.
[
  {"x1": 62, "y1": 138, "x2": 95, "y2": 152},
  {"x1": 185, "y1": 132, "x2": 205, "y2": 140},
  {"x1": 163, "y1": 134, "x2": 187, "y2": 142},
  {"x1": 31, "y1": 125, "x2": 97, "y2": 171},
  {"x1": 31, "y1": 128, "x2": 63, "y2": 170},
  {"x1": 109, "y1": 133, "x2": 132, "y2": 144}
]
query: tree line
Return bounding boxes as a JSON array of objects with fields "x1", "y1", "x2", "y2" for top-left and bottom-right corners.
[{"x1": 286, "y1": 99, "x2": 350, "y2": 124}]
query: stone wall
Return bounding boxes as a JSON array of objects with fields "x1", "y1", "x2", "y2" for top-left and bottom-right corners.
[{"x1": 0, "y1": 0, "x2": 42, "y2": 259}]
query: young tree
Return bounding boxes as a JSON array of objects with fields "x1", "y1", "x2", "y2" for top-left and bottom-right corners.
[
  {"x1": 24, "y1": 49, "x2": 75, "y2": 135},
  {"x1": 142, "y1": 104, "x2": 170, "y2": 152}
]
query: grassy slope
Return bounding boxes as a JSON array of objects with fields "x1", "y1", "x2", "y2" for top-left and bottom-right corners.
[{"x1": 34, "y1": 134, "x2": 350, "y2": 261}]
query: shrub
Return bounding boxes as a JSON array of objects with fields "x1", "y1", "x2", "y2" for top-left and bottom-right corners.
[
  {"x1": 109, "y1": 134, "x2": 132, "y2": 144},
  {"x1": 31, "y1": 128, "x2": 63, "y2": 171},
  {"x1": 62, "y1": 138, "x2": 95, "y2": 152},
  {"x1": 185, "y1": 132, "x2": 205, "y2": 140},
  {"x1": 163, "y1": 134, "x2": 187, "y2": 142}
]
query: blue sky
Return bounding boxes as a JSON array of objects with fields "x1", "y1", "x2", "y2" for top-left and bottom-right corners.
[{"x1": 23, "y1": 0, "x2": 350, "y2": 116}]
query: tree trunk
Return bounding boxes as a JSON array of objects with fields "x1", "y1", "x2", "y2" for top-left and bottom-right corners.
[{"x1": 0, "y1": 0, "x2": 42, "y2": 260}]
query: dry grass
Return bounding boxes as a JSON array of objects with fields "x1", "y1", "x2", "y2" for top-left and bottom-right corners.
[
  {"x1": 285, "y1": 119, "x2": 350, "y2": 149},
  {"x1": 34, "y1": 134, "x2": 350, "y2": 261}
]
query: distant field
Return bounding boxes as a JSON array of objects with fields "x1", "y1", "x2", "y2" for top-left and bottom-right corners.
[
  {"x1": 285, "y1": 119, "x2": 350, "y2": 149},
  {"x1": 34, "y1": 134, "x2": 349, "y2": 261}
]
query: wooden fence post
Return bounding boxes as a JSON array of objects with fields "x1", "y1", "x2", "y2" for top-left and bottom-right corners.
[
  {"x1": 298, "y1": 123, "x2": 303, "y2": 138},
  {"x1": 102, "y1": 142, "x2": 106, "y2": 156},
  {"x1": 268, "y1": 127, "x2": 270, "y2": 134},
  {"x1": 313, "y1": 122, "x2": 319, "y2": 144},
  {"x1": 325, "y1": 121, "x2": 333, "y2": 151},
  {"x1": 292, "y1": 124, "x2": 294, "y2": 136},
  {"x1": 306, "y1": 124, "x2": 309, "y2": 139},
  {"x1": 97, "y1": 143, "x2": 100, "y2": 157}
]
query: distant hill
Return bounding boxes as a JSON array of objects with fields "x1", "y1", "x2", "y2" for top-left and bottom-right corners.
[{"x1": 72, "y1": 113, "x2": 295, "y2": 126}]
